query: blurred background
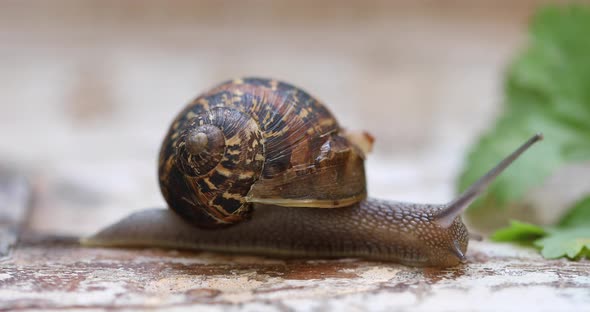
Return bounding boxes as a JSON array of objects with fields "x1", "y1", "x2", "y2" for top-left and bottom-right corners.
[{"x1": 0, "y1": 0, "x2": 560, "y2": 236}]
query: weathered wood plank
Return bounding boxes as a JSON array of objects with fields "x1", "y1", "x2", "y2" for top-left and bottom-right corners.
[{"x1": 0, "y1": 236, "x2": 588, "y2": 311}]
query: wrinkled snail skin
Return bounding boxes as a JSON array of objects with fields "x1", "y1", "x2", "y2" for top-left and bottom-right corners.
[
  {"x1": 83, "y1": 77, "x2": 543, "y2": 268},
  {"x1": 83, "y1": 199, "x2": 468, "y2": 268}
]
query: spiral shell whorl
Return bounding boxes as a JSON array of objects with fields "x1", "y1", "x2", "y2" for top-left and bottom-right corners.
[
  {"x1": 176, "y1": 122, "x2": 226, "y2": 177},
  {"x1": 161, "y1": 106, "x2": 265, "y2": 227}
]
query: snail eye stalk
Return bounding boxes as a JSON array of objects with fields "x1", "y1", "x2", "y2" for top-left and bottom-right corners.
[{"x1": 435, "y1": 133, "x2": 543, "y2": 228}]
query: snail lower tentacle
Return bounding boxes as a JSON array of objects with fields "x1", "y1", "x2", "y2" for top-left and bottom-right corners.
[{"x1": 82, "y1": 198, "x2": 468, "y2": 268}]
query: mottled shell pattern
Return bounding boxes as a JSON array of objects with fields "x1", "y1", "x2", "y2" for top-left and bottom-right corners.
[{"x1": 158, "y1": 78, "x2": 368, "y2": 228}]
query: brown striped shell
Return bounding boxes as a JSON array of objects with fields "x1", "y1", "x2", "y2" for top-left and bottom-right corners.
[{"x1": 158, "y1": 78, "x2": 369, "y2": 228}]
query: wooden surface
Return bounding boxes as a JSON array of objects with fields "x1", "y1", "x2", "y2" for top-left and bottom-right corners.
[
  {"x1": 1, "y1": 1, "x2": 589, "y2": 311},
  {"x1": 1, "y1": 237, "x2": 589, "y2": 311}
]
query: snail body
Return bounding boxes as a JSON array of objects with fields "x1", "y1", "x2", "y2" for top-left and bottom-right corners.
[
  {"x1": 87, "y1": 200, "x2": 467, "y2": 267},
  {"x1": 84, "y1": 78, "x2": 542, "y2": 268}
]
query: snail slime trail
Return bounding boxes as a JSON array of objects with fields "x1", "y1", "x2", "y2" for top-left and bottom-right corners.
[{"x1": 82, "y1": 78, "x2": 543, "y2": 268}]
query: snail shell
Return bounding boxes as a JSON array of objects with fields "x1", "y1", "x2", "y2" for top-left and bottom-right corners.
[{"x1": 158, "y1": 78, "x2": 368, "y2": 228}]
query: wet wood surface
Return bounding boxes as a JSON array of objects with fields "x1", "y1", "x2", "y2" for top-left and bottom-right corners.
[{"x1": 1, "y1": 236, "x2": 588, "y2": 311}]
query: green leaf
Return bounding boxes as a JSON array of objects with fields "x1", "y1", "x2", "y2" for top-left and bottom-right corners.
[
  {"x1": 491, "y1": 220, "x2": 546, "y2": 242},
  {"x1": 491, "y1": 219, "x2": 590, "y2": 260},
  {"x1": 458, "y1": 5, "x2": 590, "y2": 219},
  {"x1": 558, "y1": 196, "x2": 590, "y2": 228},
  {"x1": 534, "y1": 227, "x2": 590, "y2": 259},
  {"x1": 458, "y1": 5, "x2": 590, "y2": 261}
]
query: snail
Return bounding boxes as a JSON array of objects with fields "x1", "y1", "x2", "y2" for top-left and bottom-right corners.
[{"x1": 82, "y1": 78, "x2": 542, "y2": 267}]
